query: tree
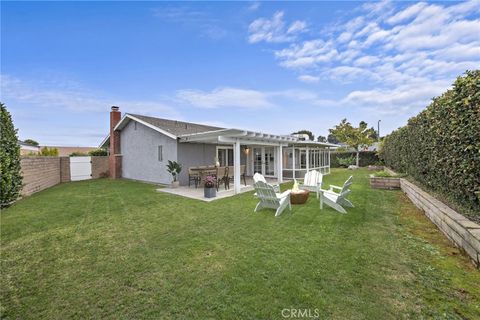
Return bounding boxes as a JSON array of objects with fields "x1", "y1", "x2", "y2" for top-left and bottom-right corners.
[
  {"x1": 317, "y1": 135, "x2": 327, "y2": 143},
  {"x1": 359, "y1": 121, "x2": 378, "y2": 140},
  {"x1": 40, "y1": 147, "x2": 59, "y2": 156},
  {"x1": 0, "y1": 103, "x2": 23, "y2": 207},
  {"x1": 292, "y1": 130, "x2": 314, "y2": 141},
  {"x1": 24, "y1": 139, "x2": 39, "y2": 146},
  {"x1": 329, "y1": 119, "x2": 376, "y2": 166},
  {"x1": 327, "y1": 134, "x2": 339, "y2": 144},
  {"x1": 88, "y1": 148, "x2": 108, "y2": 156}
]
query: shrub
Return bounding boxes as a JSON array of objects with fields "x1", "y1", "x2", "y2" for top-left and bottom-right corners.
[
  {"x1": 337, "y1": 155, "x2": 355, "y2": 167},
  {"x1": 381, "y1": 70, "x2": 480, "y2": 216},
  {"x1": 39, "y1": 147, "x2": 59, "y2": 156},
  {"x1": 69, "y1": 152, "x2": 88, "y2": 157},
  {"x1": 373, "y1": 171, "x2": 392, "y2": 178},
  {"x1": 0, "y1": 103, "x2": 23, "y2": 207},
  {"x1": 88, "y1": 148, "x2": 108, "y2": 156},
  {"x1": 331, "y1": 151, "x2": 380, "y2": 168}
]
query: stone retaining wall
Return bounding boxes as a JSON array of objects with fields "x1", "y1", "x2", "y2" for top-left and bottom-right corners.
[
  {"x1": 400, "y1": 178, "x2": 480, "y2": 267},
  {"x1": 370, "y1": 176, "x2": 400, "y2": 189}
]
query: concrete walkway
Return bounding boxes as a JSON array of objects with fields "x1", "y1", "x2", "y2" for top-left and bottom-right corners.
[{"x1": 156, "y1": 177, "x2": 279, "y2": 202}]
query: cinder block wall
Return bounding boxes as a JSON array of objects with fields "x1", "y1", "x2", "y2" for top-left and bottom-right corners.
[
  {"x1": 60, "y1": 157, "x2": 71, "y2": 182},
  {"x1": 20, "y1": 157, "x2": 61, "y2": 196},
  {"x1": 20, "y1": 156, "x2": 109, "y2": 197},
  {"x1": 92, "y1": 156, "x2": 109, "y2": 178}
]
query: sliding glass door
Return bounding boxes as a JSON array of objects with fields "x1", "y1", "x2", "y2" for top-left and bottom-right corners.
[
  {"x1": 264, "y1": 147, "x2": 275, "y2": 176},
  {"x1": 252, "y1": 147, "x2": 276, "y2": 177},
  {"x1": 253, "y1": 147, "x2": 263, "y2": 174}
]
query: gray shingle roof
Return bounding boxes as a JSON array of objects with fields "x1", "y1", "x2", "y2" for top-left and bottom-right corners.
[{"x1": 129, "y1": 114, "x2": 224, "y2": 137}]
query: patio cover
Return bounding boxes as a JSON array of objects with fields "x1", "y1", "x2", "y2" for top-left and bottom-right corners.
[
  {"x1": 179, "y1": 129, "x2": 337, "y2": 194},
  {"x1": 178, "y1": 128, "x2": 337, "y2": 147}
]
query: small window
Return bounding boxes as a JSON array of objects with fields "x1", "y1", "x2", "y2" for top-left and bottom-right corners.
[{"x1": 158, "y1": 145, "x2": 163, "y2": 162}]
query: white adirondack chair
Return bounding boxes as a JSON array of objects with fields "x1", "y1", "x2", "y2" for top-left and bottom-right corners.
[
  {"x1": 253, "y1": 172, "x2": 280, "y2": 193},
  {"x1": 253, "y1": 181, "x2": 291, "y2": 217},
  {"x1": 319, "y1": 176, "x2": 354, "y2": 214},
  {"x1": 298, "y1": 170, "x2": 323, "y2": 198}
]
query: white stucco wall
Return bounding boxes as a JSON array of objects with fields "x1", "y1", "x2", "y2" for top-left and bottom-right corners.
[{"x1": 121, "y1": 120, "x2": 177, "y2": 184}]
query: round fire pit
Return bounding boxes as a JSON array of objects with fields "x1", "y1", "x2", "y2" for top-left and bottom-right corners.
[{"x1": 290, "y1": 189, "x2": 310, "y2": 204}]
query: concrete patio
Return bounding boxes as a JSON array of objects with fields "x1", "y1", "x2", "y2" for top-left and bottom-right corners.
[{"x1": 156, "y1": 176, "x2": 280, "y2": 202}]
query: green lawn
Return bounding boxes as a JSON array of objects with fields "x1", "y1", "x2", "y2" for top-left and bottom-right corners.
[{"x1": 1, "y1": 169, "x2": 479, "y2": 319}]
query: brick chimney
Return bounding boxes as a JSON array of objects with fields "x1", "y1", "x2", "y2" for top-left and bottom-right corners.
[{"x1": 109, "y1": 106, "x2": 122, "y2": 179}]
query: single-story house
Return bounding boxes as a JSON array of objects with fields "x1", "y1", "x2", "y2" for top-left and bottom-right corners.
[{"x1": 100, "y1": 106, "x2": 337, "y2": 194}]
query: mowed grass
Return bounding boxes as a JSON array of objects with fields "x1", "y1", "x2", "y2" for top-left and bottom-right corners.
[{"x1": 1, "y1": 169, "x2": 479, "y2": 319}]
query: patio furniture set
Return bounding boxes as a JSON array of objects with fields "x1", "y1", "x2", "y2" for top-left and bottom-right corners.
[
  {"x1": 253, "y1": 171, "x2": 354, "y2": 217},
  {"x1": 188, "y1": 165, "x2": 247, "y2": 191}
]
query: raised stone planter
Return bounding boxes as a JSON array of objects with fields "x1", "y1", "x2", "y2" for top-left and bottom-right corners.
[
  {"x1": 369, "y1": 175, "x2": 401, "y2": 190},
  {"x1": 367, "y1": 165, "x2": 384, "y2": 171},
  {"x1": 393, "y1": 173, "x2": 480, "y2": 268}
]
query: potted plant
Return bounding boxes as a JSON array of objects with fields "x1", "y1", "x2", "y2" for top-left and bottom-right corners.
[
  {"x1": 166, "y1": 160, "x2": 182, "y2": 188},
  {"x1": 204, "y1": 175, "x2": 217, "y2": 198}
]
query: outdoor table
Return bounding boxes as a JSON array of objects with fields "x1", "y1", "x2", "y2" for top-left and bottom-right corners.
[
  {"x1": 290, "y1": 189, "x2": 310, "y2": 204},
  {"x1": 189, "y1": 166, "x2": 217, "y2": 186}
]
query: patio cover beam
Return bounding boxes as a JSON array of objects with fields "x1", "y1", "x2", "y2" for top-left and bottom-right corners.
[
  {"x1": 179, "y1": 129, "x2": 298, "y2": 145},
  {"x1": 218, "y1": 136, "x2": 289, "y2": 146}
]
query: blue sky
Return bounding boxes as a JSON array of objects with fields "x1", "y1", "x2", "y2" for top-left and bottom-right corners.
[{"x1": 1, "y1": 1, "x2": 479, "y2": 146}]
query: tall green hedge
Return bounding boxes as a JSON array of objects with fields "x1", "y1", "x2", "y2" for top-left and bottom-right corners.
[
  {"x1": 1, "y1": 103, "x2": 23, "y2": 208},
  {"x1": 380, "y1": 70, "x2": 480, "y2": 215}
]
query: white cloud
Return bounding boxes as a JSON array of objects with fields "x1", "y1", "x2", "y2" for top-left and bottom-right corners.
[
  {"x1": 353, "y1": 55, "x2": 379, "y2": 66},
  {"x1": 337, "y1": 32, "x2": 352, "y2": 43},
  {"x1": 248, "y1": 11, "x2": 307, "y2": 43},
  {"x1": 247, "y1": 1, "x2": 479, "y2": 116},
  {"x1": 287, "y1": 20, "x2": 308, "y2": 34},
  {"x1": 152, "y1": 6, "x2": 227, "y2": 40},
  {"x1": 248, "y1": 2, "x2": 260, "y2": 11},
  {"x1": 275, "y1": 40, "x2": 338, "y2": 68},
  {"x1": 260, "y1": 2, "x2": 477, "y2": 86},
  {"x1": 342, "y1": 80, "x2": 450, "y2": 115},
  {"x1": 0, "y1": 74, "x2": 179, "y2": 116},
  {"x1": 176, "y1": 87, "x2": 273, "y2": 109},
  {"x1": 322, "y1": 66, "x2": 381, "y2": 83},
  {"x1": 387, "y1": 2, "x2": 428, "y2": 25},
  {"x1": 362, "y1": 0, "x2": 393, "y2": 15},
  {"x1": 298, "y1": 75, "x2": 320, "y2": 83}
]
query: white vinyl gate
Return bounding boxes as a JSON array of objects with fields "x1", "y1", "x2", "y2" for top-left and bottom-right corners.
[{"x1": 70, "y1": 156, "x2": 92, "y2": 181}]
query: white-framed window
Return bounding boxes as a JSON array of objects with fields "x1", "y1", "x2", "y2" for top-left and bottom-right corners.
[
  {"x1": 216, "y1": 146, "x2": 233, "y2": 166},
  {"x1": 158, "y1": 145, "x2": 163, "y2": 162}
]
